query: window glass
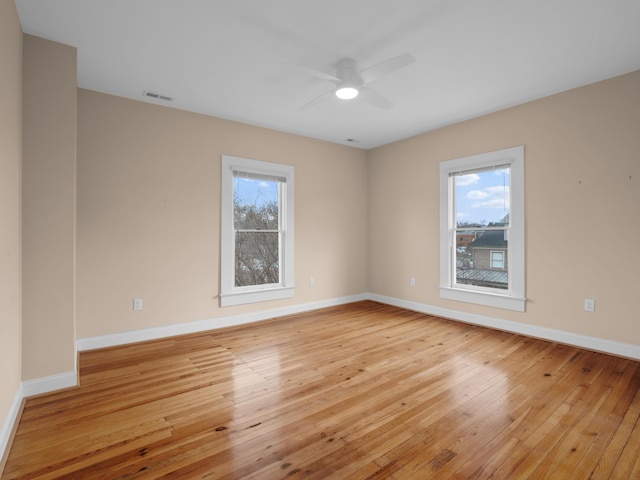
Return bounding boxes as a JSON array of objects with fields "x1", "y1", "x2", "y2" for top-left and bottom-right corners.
[
  {"x1": 453, "y1": 166, "x2": 510, "y2": 226},
  {"x1": 233, "y1": 176, "x2": 281, "y2": 287},
  {"x1": 453, "y1": 166, "x2": 510, "y2": 290}
]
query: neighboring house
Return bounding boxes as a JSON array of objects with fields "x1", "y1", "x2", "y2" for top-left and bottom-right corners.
[
  {"x1": 456, "y1": 233, "x2": 476, "y2": 249},
  {"x1": 457, "y1": 229, "x2": 508, "y2": 289},
  {"x1": 455, "y1": 223, "x2": 484, "y2": 250},
  {"x1": 456, "y1": 232, "x2": 481, "y2": 250},
  {"x1": 468, "y1": 230, "x2": 508, "y2": 270}
]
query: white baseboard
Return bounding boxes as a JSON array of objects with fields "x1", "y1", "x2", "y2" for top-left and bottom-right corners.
[
  {"x1": 1, "y1": 372, "x2": 77, "y2": 469},
  {"x1": 76, "y1": 291, "x2": 640, "y2": 358},
  {"x1": 369, "y1": 293, "x2": 640, "y2": 360},
  {"x1": 77, "y1": 293, "x2": 369, "y2": 351},
  {"x1": 0, "y1": 386, "x2": 23, "y2": 471},
  {"x1": 21, "y1": 371, "x2": 78, "y2": 398}
]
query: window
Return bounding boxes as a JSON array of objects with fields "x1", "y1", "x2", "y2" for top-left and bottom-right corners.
[
  {"x1": 439, "y1": 146, "x2": 525, "y2": 311},
  {"x1": 490, "y1": 251, "x2": 505, "y2": 269},
  {"x1": 220, "y1": 155, "x2": 294, "y2": 306}
]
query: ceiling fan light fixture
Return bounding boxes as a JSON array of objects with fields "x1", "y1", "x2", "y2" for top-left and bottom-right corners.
[{"x1": 335, "y1": 86, "x2": 359, "y2": 100}]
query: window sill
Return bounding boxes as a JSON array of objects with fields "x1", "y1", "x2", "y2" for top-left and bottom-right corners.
[
  {"x1": 439, "y1": 286, "x2": 526, "y2": 312},
  {"x1": 220, "y1": 286, "x2": 295, "y2": 307}
]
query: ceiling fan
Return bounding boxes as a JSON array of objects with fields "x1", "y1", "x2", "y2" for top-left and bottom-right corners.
[{"x1": 292, "y1": 53, "x2": 415, "y2": 111}]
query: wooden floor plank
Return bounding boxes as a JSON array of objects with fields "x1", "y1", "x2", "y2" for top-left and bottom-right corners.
[{"x1": 3, "y1": 301, "x2": 640, "y2": 479}]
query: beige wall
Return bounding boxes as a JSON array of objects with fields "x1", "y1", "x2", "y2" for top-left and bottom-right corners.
[
  {"x1": 76, "y1": 90, "x2": 369, "y2": 338},
  {"x1": 368, "y1": 70, "x2": 640, "y2": 345},
  {"x1": 75, "y1": 71, "x2": 640, "y2": 345},
  {"x1": 22, "y1": 35, "x2": 77, "y2": 380},
  {"x1": 0, "y1": 0, "x2": 23, "y2": 433}
]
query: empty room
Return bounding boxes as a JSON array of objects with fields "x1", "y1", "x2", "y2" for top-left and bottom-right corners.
[{"x1": 2, "y1": 0, "x2": 640, "y2": 478}]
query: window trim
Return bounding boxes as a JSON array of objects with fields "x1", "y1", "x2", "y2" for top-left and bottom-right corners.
[
  {"x1": 220, "y1": 155, "x2": 295, "y2": 307},
  {"x1": 439, "y1": 146, "x2": 525, "y2": 312}
]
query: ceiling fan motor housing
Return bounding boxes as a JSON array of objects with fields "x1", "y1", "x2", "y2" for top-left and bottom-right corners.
[{"x1": 335, "y1": 58, "x2": 363, "y2": 87}]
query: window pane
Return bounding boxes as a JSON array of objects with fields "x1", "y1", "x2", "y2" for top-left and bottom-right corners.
[
  {"x1": 235, "y1": 232, "x2": 279, "y2": 287},
  {"x1": 491, "y1": 251, "x2": 504, "y2": 269},
  {"x1": 454, "y1": 167, "x2": 510, "y2": 227},
  {"x1": 456, "y1": 231, "x2": 508, "y2": 290},
  {"x1": 453, "y1": 167, "x2": 509, "y2": 290},
  {"x1": 233, "y1": 177, "x2": 279, "y2": 230}
]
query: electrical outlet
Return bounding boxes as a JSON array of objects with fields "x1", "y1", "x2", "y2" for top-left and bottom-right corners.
[
  {"x1": 309, "y1": 277, "x2": 315, "y2": 288},
  {"x1": 584, "y1": 298, "x2": 595, "y2": 313},
  {"x1": 133, "y1": 298, "x2": 143, "y2": 311},
  {"x1": 410, "y1": 277, "x2": 416, "y2": 287}
]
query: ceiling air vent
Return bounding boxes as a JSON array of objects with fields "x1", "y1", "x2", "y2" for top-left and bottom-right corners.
[{"x1": 143, "y1": 91, "x2": 173, "y2": 102}]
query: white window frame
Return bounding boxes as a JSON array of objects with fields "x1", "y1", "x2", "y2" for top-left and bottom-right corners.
[
  {"x1": 439, "y1": 146, "x2": 526, "y2": 312},
  {"x1": 220, "y1": 155, "x2": 295, "y2": 307}
]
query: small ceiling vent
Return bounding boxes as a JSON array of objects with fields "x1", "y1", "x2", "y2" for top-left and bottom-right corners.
[{"x1": 143, "y1": 91, "x2": 173, "y2": 102}]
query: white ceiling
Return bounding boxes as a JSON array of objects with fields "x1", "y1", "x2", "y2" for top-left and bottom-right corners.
[{"x1": 15, "y1": 0, "x2": 640, "y2": 149}]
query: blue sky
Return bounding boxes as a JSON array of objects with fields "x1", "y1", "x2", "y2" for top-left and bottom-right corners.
[
  {"x1": 234, "y1": 178, "x2": 279, "y2": 206},
  {"x1": 234, "y1": 172, "x2": 509, "y2": 226},
  {"x1": 455, "y1": 167, "x2": 510, "y2": 225}
]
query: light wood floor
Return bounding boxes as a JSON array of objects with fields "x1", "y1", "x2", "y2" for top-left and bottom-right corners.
[{"x1": 3, "y1": 301, "x2": 640, "y2": 479}]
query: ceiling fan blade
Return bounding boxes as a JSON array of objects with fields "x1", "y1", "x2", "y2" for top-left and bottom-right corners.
[
  {"x1": 359, "y1": 53, "x2": 415, "y2": 85},
  {"x1": 298, "y1": 88, "x2": 336, "y2": 111},
  {"x1": 285, "y1": 61, "x2": 341, "y2": 83},
  {"x1": 359, "y1": 87, "x2": 394, "y2": 110}
]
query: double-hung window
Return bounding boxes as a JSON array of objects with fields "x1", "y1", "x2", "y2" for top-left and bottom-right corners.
[
  {"x1": 439, "y1": 146, "x2": 525, "y2": 311},
  {"x1": 220, "y1": 155, "x2": 294, "y2": 307}
]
